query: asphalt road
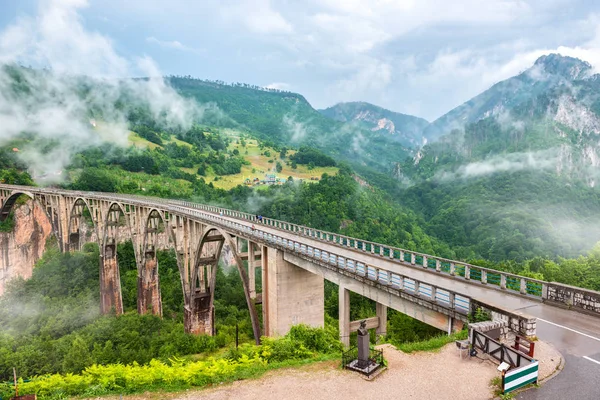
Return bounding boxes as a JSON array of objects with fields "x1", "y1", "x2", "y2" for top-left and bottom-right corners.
[{"x1": 516, "y1": 305, "x2": 600, "y2": 400}]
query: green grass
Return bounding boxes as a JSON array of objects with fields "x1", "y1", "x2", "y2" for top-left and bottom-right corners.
[
  {"x1": 0, "y1": 212, "x2": 15, "y2": 232},
  {"x1": 394, "y1": 330, "x2": 468, "y2": 353}
]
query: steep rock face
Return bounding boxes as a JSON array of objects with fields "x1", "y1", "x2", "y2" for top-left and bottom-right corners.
[{"x1": 0, "y1": 200, "x2": 53, "y2": 296}]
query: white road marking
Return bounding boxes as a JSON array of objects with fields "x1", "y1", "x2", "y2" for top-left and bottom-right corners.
[
  {"x1": 583, "y1": 356, "x2": 600, "y2": 366},
  {"x1": 537, "y1": 318, "x2": 600, "y2": 342}
]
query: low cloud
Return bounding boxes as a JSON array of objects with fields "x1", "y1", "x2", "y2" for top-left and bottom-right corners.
[
  {"x1": 436, "y1": 149, "x2": 560, "y2": 181},
  {"x1": 265, "y1": 82, "x2": 290, "y2": 91},
  {"x1": 0, "y1": 0, "x2": 209, "y2": 184},
  {"x1": 282, "y1": 113, "x2": 310, "y2": 142}
]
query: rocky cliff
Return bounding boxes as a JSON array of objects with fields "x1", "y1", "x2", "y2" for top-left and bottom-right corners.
[{"x1": 0, "y1": 200, "x2": 53, "y2": 296}]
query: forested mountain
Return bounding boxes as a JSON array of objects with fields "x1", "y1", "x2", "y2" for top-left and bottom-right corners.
[
  {"x1": 422, "y1": 54, "x2": 595, "y2": 141},
  {"x1": 168, "y1": 77, "x2": 411, "y2": 173},
  {"x1": 4, "y1": 54, "x2": 600, "y2": 264},
  {"x1": 394, "y1": 54, "x2": 600, "y2": 261},
  {"x1": 318, "y1": 101, "x2": 428, "y2": 147}
]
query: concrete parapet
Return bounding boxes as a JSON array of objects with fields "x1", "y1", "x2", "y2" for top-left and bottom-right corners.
[
  {"x1": 472, "y1": 299, "x2": 537, "y2": 338},
  {"x1": 544, "y1": 282, "x2": 600, "y2": 316},
  {"x1": 468, "y1": 320, "x2": 509, "y2": 340}
]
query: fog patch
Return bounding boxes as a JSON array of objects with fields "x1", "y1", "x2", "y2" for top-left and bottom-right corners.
[
  {"x1": 282, "y1": 113, "x2": 310, "y2": 142},
  {"x1": 436, "y1": 148, "x2": 560, "y2": 181},
  {"x1": 0, "y1": 0, "x2": 210, "y2": 184}
]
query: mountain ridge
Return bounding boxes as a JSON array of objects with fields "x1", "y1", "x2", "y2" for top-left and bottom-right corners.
[
  {"x1": 318, "y1": 101, "x2": 428, "y2": 147},
  {"x1": 422, "y1": 53, "x2": 594, "y2": 141}
]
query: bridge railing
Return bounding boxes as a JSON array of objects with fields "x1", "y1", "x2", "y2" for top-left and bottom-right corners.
[
  {"x1": 169, "y1": 203, "x2": 540, "y2": 336},
  {"x1": 168, "y1": 204, "x2": 472, "y2": 317},
  {"x1": 2, "y1": 185, "x2": 600, "y2": 317},
  {"x1": 168, "y1": 199, "x2": 547, "y2": 302}
]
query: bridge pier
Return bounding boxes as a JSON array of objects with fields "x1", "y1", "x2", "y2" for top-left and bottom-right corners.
[
  {"x1": 100, "y1": 243, "x2": 124, "y2": 315},
  {"x1": 185, "y1": 290, "x2": 215, "y2": 335},
  {"x1": 339, "y1": 285, "x2": 350, "y2": 347},
  {"x1": 376, "y1": 302, "x2": 387, "y2": 337},
  {"x1": 338, "y1": 285, "x2": 388, "y2": 347},
  {"x1": 248, "y1": 242, "x2": 259, "y2": 299},
  {"x1": 137, "y1": 249, "x2": 162, "y2": 316},
  {"x1": 262, "y1": 247, "x2": 324, "y2": 336}
]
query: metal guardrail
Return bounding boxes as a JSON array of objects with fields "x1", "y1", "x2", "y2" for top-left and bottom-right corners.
[
  {"x1": 168, "y1": 200, "x2": 548, "y2": 298},
  {"x1": 2, "y1": 184, "x2": 600, "y2": 317},
  {"x1": 342, "y1": 346, "x2": 384, "y2": 378}
]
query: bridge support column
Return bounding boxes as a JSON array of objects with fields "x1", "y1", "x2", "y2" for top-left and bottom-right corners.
[
  {"x1": 185, "y1": 292, "x2": 214, "y2": 335},
  {"x1": 137, "y1": 250, "x2": 162, "y2": 316},
  {"x1": 100, "y1": 243, "x2": 123, "y2": 315},
  {"x1": 185, "y1": 259, "x2": 218, "y2": 336},
  {"x1": 376, "y1": 302, "x2": 387, "y2": 337},
  {"x1": 248, "y1": 242, "x2": 257, "y2": 299},
  {"x1": 339, "y1": 285, "x2": 350, "y2": 347},
  {"x1": 263, "y1": 247, "x2": 324, "y2": 336}
]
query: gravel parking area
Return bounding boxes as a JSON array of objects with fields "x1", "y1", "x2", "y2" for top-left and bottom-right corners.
[{"x1": 98, "y1": 341, "x2": 562, "y2": 400}]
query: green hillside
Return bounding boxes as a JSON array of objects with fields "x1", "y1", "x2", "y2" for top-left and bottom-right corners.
[
  {"x1": 319, "y1": 101, "x2": 429, "y2": 147},
  {"x1": 168, "y1": 77, "x2": 412, "y2": 174}
]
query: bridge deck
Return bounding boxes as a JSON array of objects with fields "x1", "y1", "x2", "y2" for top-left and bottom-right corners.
[{"x1": 196, "y1": 206, "x2": 600, "y2": 351}]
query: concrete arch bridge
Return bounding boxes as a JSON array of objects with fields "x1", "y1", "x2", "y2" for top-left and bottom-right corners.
[{"x1": 2, "y1": 184, "x2": 600, "y2": 347}]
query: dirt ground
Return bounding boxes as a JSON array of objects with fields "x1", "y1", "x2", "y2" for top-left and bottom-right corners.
[
  {"x1": 175, "y1": 344, "x2": 498, "y2": 400},
  {"x1": 97, "y1": 341, "x2": 562, "y2": 400}
]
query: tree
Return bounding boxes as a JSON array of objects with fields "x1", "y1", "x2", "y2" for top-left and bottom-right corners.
[
  {"x1": 72, "y1": 168, "x2": 118, "y2": 192},
  {"x1": 62, "y1": 335, "x2": 93, "y2": 373},
  {"x1": 276, "y1": 161, "x2": 283, "y2": 173}
]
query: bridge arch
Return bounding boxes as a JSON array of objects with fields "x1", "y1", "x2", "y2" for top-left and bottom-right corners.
[
  {"x1": 0, "y1": 190, "x2": 60, "y2": 244},
  {"x1": 1, "y1": 190, "x2": 39, "y2": 221},
  {"x1": 186, "y1": 225, "x2": 261, "y2": 344},
  {"x1": 67, "y1": 197, "x2": 99, "y2": 251}
]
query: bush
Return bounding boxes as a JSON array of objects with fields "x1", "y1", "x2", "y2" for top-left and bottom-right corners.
[
  {"x1": 0, "y1": 326, "x2": 340, "y2": 399},
  {"x1": 71, "y1": 168, "x2": 118, "y2": 192},
  {"x1": 290, "y1": 147, "x2": 336, "y2": 167}
]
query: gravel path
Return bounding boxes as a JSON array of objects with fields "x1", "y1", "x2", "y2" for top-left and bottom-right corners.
[{"x1": 175, "y1": 344, "x2": 499, "y2": 400}]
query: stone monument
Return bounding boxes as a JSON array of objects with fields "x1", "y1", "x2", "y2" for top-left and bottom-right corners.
[
  {"x1": 357, "y1": 320, "x2": 370, "y2": 368},
  {"x1": 343, "y1": 319, "x2": 384, "y2": 378}
]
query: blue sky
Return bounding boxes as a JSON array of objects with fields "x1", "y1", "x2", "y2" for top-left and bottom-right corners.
[{"x1": 1, "y1": 0, "x2": 599, "y2": 120}]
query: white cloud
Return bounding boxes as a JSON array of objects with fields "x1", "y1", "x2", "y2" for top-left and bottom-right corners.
[
  {"x1": 330, "y1": 60, "x2": 392, "y2": 101},
  {"x1": 436, "y1": 149, "x2": 560, "y2": 181},
  {"x1": 146, "y1": 36, "x2": 202, "y2": 53},
  {"x1": 221, "y1": 0, "x2": 293, "y2": 34},
  {"x1": 265, "y1": 82, "x2": 290, "y2": 90},
  {"x1": 0, "y1": 0, "x2": 204, "y2": 183}
]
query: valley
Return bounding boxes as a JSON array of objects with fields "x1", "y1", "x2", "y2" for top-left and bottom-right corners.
[{"x1": 2, "y1": 52, "x2": 600, "y2": 399}]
